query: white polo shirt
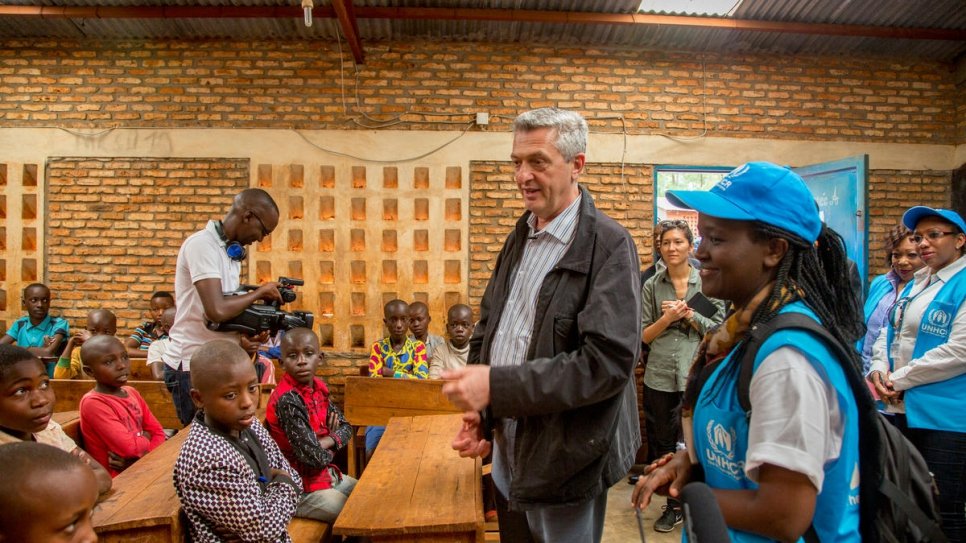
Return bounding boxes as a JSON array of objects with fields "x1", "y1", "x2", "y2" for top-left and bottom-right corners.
[{"x1": 162, "y1": 220, "x2": 241, "y2": 371}]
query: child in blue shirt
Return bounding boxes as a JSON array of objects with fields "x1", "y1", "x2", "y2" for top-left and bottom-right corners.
[{"x1": 0, "y1": 284, "x2": 69, "y2": 377}]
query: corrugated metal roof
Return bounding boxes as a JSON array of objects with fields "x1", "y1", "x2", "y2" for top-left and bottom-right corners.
[{"x1": 0, "y1": 0, "x2": 963, "y2": 61}]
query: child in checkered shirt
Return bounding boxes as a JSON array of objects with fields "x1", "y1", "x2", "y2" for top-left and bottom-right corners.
[{"x1": 173, "y1": 340, "x2": 302, "y2": 543}]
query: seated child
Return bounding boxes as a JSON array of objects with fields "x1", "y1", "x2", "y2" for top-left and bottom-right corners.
[
  {"x1": 366, "y1": 299, "x2": 428, "y2": 455},
  {"x1": 240, "y1": 331, "x2": 276, "y2": 386},
  {"x1": 79, "y1": 336, "x2": 166, "y2": 477},
  {"x1": 429, "y1": 304, "x2": 475, "y2": 379},
  {"x1": 0, "y1": 441, "x2": 99, "y2": 543},
  {"x1": 125, "y1": 290, "x2": 175, "y2": 358},
  {"x1": 265, "y1": 327, "x2": 357, "y2": 522},
  {"x1": 0, "y1": 344, "x2": 112, "y2": 495},
  {"x1": 146, "y1": 306, "x2": 176, "y2": 381},
  {"x1": 54, "y1": 308, "x2": 117, "y2": 380},
  {"x1": 408, "y1": 301, "x2": 444, "y2": 360},
  {"x1": 173, "y1": 339, "x2": 302, "y2": 543},
  {"x1": 0, "y1": 283, "x2": 69, "y2": 376}
]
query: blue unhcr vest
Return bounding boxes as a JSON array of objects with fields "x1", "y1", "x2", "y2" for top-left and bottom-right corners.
[
  {"x1": 692, "y1": 302, "x2": 861, "y2": 543},
  {"x1": 887, "y1": 265, "x2": 966, "y2": 433}
]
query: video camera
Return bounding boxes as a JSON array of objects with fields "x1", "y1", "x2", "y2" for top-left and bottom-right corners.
[{"x1": 207, "y1": 276, "x2": 314, "y2": 336}]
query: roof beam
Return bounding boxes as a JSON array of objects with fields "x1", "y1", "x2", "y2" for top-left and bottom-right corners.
[
  {"x1": 331, "y1": 0, "x2": 364, "y2": 64},
  {"x1": 0, "y1": 5, "x2": 963, "y2": 42}
]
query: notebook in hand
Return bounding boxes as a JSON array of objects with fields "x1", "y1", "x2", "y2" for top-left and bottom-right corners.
[{"x1": 686, "y1": 292, "x2": 718, "y2": 319}]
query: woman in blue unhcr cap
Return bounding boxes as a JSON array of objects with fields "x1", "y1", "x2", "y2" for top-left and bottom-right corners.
[
  {"x1": 631, "y1": 162, "x2": 869, "y2": 542},
  {"x1": 868, "y1": 206, "x2": 966, "y2": 542}
]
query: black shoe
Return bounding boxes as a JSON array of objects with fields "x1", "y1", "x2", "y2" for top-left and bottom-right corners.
[
  {"x1": 627, "y1": 474, "x2": 640, "y2": 485},
  {"x1": 654, "y1": 505, "x2": 683, "y2": 533}
]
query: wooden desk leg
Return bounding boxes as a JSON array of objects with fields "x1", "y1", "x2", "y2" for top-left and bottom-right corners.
[{"x1": 347, "y1": 431, "x2": 358, "y2": 479}]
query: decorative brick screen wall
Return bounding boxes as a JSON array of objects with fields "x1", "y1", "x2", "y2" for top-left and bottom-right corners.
[
  {"x1": 0, "y1": 162, "x2": 41, "y2": 333},
  {"x1": 252, "y1": 162, "x2": 468, "y2": 353}
]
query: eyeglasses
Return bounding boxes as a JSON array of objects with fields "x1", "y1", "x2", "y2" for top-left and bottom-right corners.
[
  {"x1": 249, "y1": 209, "x2": 271, "y2": 238},
  {"x1": 658, "y1": 219, "x2": 689, "y2": 228},
  {"x1": 912, "y1": 231, "x2": 957, "y2": 244}
]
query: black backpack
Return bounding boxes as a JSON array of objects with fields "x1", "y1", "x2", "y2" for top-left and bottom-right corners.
[{"x1": 734, "y1": 312, "x2": 947, "y2": 543}]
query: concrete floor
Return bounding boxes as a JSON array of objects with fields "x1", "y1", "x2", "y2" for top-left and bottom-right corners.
[{"x1": 601, "y1": 473, "x2": 681, "y2": 543}]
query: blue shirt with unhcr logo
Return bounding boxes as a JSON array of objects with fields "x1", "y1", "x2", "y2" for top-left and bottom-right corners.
[
  {"x1": 4, "y1": 314, "x2": 69, "y2": 348},
  {"x1": 693, "y1": 302, "x2": 860, "y2": 543}
]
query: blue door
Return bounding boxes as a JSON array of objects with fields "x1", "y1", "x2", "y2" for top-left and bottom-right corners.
[{"x1": 794, "y1": 155, "x2": 869, "y2": 293}]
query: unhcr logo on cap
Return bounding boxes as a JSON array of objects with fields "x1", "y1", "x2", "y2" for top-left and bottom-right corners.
[{"x1": 715, "y1": 163, "x2": 750, "y2": 191}]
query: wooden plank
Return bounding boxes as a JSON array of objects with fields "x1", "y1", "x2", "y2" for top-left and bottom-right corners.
[
  {"x1": 288, "y1": 517, "x2": 332, "y2": 543},
  {"x1": 342, "y1": 376, "x2": 460, "y2": 426},
  {"x1": 334, "y1": 414, "x2": 481, "y2": 541},
  {"x1": 128, "y1": 358, "x2": 159, "y2": 380},
  {"x1": 92, "y1": 427, "x2": 188, "y2": 542}
]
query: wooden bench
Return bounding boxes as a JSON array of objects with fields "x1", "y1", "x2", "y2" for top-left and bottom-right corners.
[
  {"x1": 334, "y1": 414, "x2": 483, "y2": 542},
  {"x1": 289, "y1": 518, "x2": 332, "y2": 543},
  {"x1": 341, "y1": 376, "x2": 461, "y2": 477}
]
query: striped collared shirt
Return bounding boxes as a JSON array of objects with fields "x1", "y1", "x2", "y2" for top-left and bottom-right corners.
[{"x1": 489, "y1": 193, "x2": 582, "y2": 369}]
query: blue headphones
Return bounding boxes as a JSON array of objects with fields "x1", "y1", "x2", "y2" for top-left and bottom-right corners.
[{"x1": 213, "y1": 220, "x2": 247, "y2": 262}]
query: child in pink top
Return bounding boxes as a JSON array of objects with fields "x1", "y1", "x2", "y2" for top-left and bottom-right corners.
[{"x1": 79, "y1": 336, "x2": 166, "y2": 476}]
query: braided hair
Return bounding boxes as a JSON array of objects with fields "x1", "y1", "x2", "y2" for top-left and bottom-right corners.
[
  {"x1": 750, "y1": 221, "x2": 882, "y2": 540},
  {"x1": 749, "y1": 221, "x2": 865, "y2": 362}
]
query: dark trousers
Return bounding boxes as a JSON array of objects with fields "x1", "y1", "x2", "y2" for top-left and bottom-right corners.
[
  {"x1": 644, "y1": 384, "x2": 683, "y2": 509},
  {"x1": 907, "y1": 428, "x2": 966, "y2": 543},
  {"x1": 495, "y1": 487, "x2": 536, "y2": 543},
  {"x1": 163, "y1": 362, "x2": 196, "y2": 426}
]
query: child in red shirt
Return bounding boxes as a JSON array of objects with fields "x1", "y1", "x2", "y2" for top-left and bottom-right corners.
[
  {"x1": 79, "y1": 336, "x2": 166, "y2": 477},
  {"x1": 265, "y1": 327, "x2": 356, "y2": 522}
]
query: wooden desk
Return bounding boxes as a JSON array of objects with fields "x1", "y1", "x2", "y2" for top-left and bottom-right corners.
[
  {"x1": 334, "y1": 414, "x2": 483, "y2": 543},
  {"x1": 92, "y1": 428, "x2": 188, "y2": 543}
]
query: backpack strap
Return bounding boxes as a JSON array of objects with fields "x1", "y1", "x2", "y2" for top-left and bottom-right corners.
[{"x1": 737, "y1": 312, "x2": 843, "y2": 413}]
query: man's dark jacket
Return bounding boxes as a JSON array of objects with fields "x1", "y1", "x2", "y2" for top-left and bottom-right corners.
[{"x1": 470, "y1": 185, "x2": 642, "y2": 509}]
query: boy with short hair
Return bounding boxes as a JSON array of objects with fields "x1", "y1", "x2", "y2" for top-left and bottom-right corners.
[
  {"x1": 0, "y1": 441, "x2": 100, "y2": 543},
  {"x1": 79, "y1": 336, "x2": 166, "y2": 477},
  {"x1": 173, "y1": 339, "x2": 301, "y2": 543},
  {"x1": 0, "y1": 283, "x2": 69, "y2": 376},
  {"x1": 366, "y1": 299, "x2": 428, "y2": 455},
  {"x1": 0, "y1": 344, "x2": 112, "y2": 495},
  {"x1": 408, "y1": 301, "x2": 444, "y2": 360},
  {"x1": 428, "y1": 304, "x2": 475, "y2": 379},
  {"x1": 125, "y1": 290, "x2": 175, "y2": 358},
  {"x1": 369, "y1": 299, "x2": 428, "y2": 380},
  {"x1": 265, "y1": 328, "x2": 357, "y2": 522},
  {"x1": 54, "y1": 308, "x2": 118, "y2": 380},
  {"x1": 146, "y1": 306, "x2": 176, "y2": 381}
]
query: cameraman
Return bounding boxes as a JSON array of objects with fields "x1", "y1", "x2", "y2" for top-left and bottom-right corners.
[{"x1": 162, "y1": 188, "x2": 283, "y2": 425}]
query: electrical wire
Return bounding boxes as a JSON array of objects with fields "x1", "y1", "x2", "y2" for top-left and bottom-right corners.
[{"x1": 293, "y1": 120, "x2": 476, "y2": 164}]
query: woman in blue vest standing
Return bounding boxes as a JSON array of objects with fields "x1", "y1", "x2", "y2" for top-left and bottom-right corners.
[
  {"x1": 858, "y1": 224, "x2": 924, "y2": 374},
  {"x1": 869, "y1": 206, "x2": 966, "y2": 542},
  {"x1": 632, "y1": 162, "x2": 865, "y2": 542}
]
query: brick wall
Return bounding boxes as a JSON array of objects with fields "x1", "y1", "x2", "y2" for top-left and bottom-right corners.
[
  {"x1": 0, "y1": 40, "x2": 960, "y2": 144},
  {"x1": 45, "y1": 157, "x2": 249, "y2": 332},
  {"x1": 469, "y1": 161, "x2": 653, "y2": 311},
  {"x1": 866, "y1": 169, "x2": 952, "y2": 277}
]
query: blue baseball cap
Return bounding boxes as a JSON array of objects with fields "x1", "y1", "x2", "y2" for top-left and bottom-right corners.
[
  {"x1": 666, "y1": 162, "x2": 822, "y2": 243},
  {"x1": 902, "y1": 206, "x2": 966, "y2": 234}
]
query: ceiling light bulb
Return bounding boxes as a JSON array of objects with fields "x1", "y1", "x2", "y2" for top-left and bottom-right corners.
[{"x1": 301, "y1": 0, "x2": 313, "y2": 27}]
